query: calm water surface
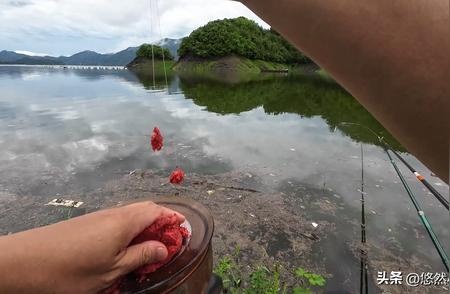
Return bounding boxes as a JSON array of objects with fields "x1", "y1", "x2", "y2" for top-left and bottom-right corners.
[{"x1": 0, "y1": 66, "x2": 448, "y2": 292}]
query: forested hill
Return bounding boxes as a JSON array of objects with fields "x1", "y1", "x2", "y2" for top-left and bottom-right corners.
[
  {"x1": 178, "y1": 17, "x2": 312, "y2": 64},
  {"x1": 135, "y1": 44, "x2": 174, "y2": 60}
]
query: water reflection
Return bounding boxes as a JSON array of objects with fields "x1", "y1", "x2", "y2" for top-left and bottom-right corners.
[
  {"x1": 1, "y1": 66, "x2": 403, "y2": 155},
  {"x1": 178, "y1": 75, "x2": 404, "y2": 150},
  {"x1": 0, "y1": 66, "x2": 448, "y2": 292},
  {"x1": 130, "y1": 68, "x2": 176, "y2": 91}
]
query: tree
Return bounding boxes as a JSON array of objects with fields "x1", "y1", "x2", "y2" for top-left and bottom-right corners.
[
  {"x1": 178, "y1": 17, "x2": 312, "y2": 64},
  {"x1": 136, "y1": 44, "x2": 173, "y2": 60}
]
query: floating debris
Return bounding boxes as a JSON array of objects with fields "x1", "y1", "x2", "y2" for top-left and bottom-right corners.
[
  {"x1": 249, "y1": 213, "x2": 256, "y2": 218},
  {"x1": 311, "y1": 222, "x2": 319, "y2": 228},
  {"x1": 289, "y1": 148, "x2": 296, "y2": 152},
  {"x1": 300, "y1": 232, "x2": 320, "y2": 241},
  {"x1": 46, "y1": 198, "x2": 83, "y2": 208},
  {"x1": 207, "y1": 190, "x2": 215, "y2": 196}
]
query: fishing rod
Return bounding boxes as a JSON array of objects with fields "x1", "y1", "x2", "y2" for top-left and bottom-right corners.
[
  {"x1": 359, "y1": 144, "x2": 369, "y2": 294},
  {"x1": 339, "y1": 122, "x2": 449, "y2": 210},
  {"x1": 387, "y1": 147, "x2": 448, "y2": 210},
  {"x1": 384, "y1": 146, "x2": 449, "y2": 272},
  {"x1": 338, "y1": 122, "x2": 449, "y2": 271}
]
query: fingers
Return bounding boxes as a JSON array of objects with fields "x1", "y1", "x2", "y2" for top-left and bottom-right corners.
[
  {"x1": 120, "y1": 201, "x2": 185, "y2": 238},
  {"x1": 116, "y1": 240, "x2": 168, "y2": 275}
]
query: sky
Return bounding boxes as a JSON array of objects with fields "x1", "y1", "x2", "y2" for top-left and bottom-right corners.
[{"x1": 0, "y1": 0, "x2": 268, "y2": 56}]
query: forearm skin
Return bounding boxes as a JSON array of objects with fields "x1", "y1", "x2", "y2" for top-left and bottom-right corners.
[{"x1": 243, "y1": 0, "x2": 449, "y2": 181}]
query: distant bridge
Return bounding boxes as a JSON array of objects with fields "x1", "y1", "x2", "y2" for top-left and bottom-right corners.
[{"x1": 0, "y1": 64, "x2": 127, "y2": 70}]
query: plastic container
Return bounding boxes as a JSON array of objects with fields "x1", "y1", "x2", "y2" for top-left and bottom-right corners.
[{"x1": 120, "y1": 197, "x2": 215, "y2": 294}]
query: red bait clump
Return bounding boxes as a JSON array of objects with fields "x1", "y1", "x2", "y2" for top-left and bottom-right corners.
[
  {"x1": 130, "y1": 214, "x2": 190, "y2": 280},
  {"x1": 150, "y1": 127, "x2": 163, "y2": 151},
  {"x1": 169, "y1": 167, "x2": 185, "y2": 184}
]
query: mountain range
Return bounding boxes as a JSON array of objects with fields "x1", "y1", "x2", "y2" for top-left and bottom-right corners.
[{"x1": 0, "y1": 38, "x2": 182, "y2": 66}]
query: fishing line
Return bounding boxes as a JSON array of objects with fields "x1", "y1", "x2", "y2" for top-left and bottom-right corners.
[
  {"x1": 149, "y1": 0, "x2": 156, "y2": 89},
  {"x1": 339, "y1": 122, "x2": 449, "y2": 271},
  {"x1": 339, "y1": 122, "x2": 449, "y2": 210},
  {"x1": 155, "y1": 0, "x2": 169, "y2": 90},
  {"x1": 359, "y1": 144, "x2": 369, "y2": 294}
]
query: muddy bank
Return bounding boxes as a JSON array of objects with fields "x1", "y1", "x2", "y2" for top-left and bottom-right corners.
[
  {"x1": 0, "y1": 170, "x2": 328, "y2": 289},
  {"x1": 0, "y1": 170, "x2": 445, "y2": 293}
]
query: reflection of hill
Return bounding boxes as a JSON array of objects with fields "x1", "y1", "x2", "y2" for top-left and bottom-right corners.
[
  {"x1": 128, "y1": 68, "x2": 176, "y2": 91},
  {"x1": 179, "y1": 75, "x2": 404, "y2": 150}
]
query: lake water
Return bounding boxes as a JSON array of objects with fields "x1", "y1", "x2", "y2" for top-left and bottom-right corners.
[{"x1": 0, "y1": 66, "x2": 448, "y2": 292}]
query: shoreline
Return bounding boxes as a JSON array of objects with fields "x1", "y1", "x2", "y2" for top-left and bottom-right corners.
[{"x1": 0, "y1": 169, "x2": 439, "y2": 293}]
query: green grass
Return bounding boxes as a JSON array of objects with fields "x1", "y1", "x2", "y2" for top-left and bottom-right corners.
[{"x1": 214, "y1": 247, "x2": 326, "y2": 294}]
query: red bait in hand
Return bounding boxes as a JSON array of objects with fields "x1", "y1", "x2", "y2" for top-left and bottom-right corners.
[{"x1": 130, "y1": 214, "x2": 190, "y2": 280}]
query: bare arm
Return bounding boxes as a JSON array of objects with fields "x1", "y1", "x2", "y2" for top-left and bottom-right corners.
[
  {"x1": 0, "y1": 202, "x2": 184, "y2": 293},
  {"x1": 242, "y1": 0, "x2": 449, "y2": 181}
]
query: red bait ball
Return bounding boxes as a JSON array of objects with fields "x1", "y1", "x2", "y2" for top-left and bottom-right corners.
[
  {"x1": 104, "y1": 215, "x2": 189, "y2": 293},
  {"x1": 150, "y1": 127, "x2": 163, "y2": 152},
  {"x1": 131, "y1": 214, "x2": 190, "y2": 281},
  {"x1": 169, "y1": 167, "x2": 185, "y2": 184}
]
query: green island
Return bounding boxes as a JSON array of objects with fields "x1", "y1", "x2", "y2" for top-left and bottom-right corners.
[
  {"x1": 128, "y1": 17, "x2": 316, "y2": 77},
  {"x1": 175, "y1": 17, "x2": 313, "y2": 76}
]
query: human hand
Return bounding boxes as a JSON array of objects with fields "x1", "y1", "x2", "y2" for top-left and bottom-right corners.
[{"x1": 0, "y1": 201, "x2": 185, "y2": 293}]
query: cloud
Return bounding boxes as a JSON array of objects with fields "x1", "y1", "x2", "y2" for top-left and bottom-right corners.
[{"x1": 0, "y1": 0, "x2": 268, "y2": 56}]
